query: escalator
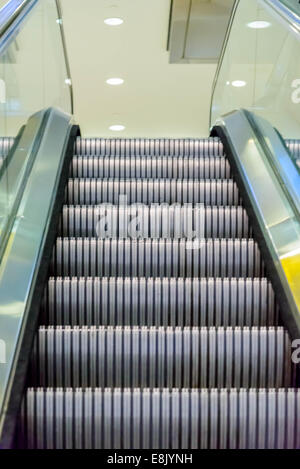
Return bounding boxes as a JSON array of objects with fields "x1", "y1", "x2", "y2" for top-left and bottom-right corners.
[
  {"x1": 0, "y1": 0, "x2": 300, "y2": 451},
  {"x1": 15, "y1": 135, "x2": 299, "y2": 449}
]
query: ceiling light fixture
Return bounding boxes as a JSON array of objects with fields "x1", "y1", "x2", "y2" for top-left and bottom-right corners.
[
  {"x1": 106, "y1": 78, "x2": 124, "y2": 86},
  {"x1": 231, "y1": 80, "x2": 247, "y2": 88},
  {"x1": 247, "y1": 21, "x2": 271, "y2": 29},
  {"x1": 104, "y1": 18, "x2": 124, "y2": 26},
  {"x1": 109, "y1": 125, "x2": 125, "y2": 131}
]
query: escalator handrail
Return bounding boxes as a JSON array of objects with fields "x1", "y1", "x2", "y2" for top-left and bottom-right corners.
[
  {"x1": 212, "y1": 109, "x2": 300, "y2": 340},
  {"x1": 0, "y1": 107, "x2": 77, "y2": 448}
]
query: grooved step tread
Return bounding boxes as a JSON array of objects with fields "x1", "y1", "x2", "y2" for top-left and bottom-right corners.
[
  {"x1": 59, "y1": 204, "x2": 251, "y2": 239},
  {"x1": 51, "y1": 238, "x2": 264, "y2": 278},
  {"x1": 20, "y1": 388, "x2": 300, "y2": 449},
  {"x1": 30, "y1": 326, "x2": 295, "y2": 389},
  {"x1": 66, "y1": 178, "x2": 240, "y2": 206},
  {"x1": 41, "y1": 277, "x2": 277, "y2": 327},
  {"x1": 70, "y1": 155, "x2": 231, "y2": 179}
]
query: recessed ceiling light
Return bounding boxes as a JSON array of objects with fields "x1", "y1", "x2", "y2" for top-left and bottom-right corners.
[
  {"x1": 106, "y1": 78, "x2": 124, "y2": 86},
  {"x1": 247, "y1": 21, "x2": 271, "y2": 29},
  {"x1": 65, "y1": 78, "x2": 72, "y2": 86},
  {"x1": 104, "y1": 17, "x2": 124, "y2": 26},
  {"x1": 109, "y1": 124, "x2": 125, "y2": 131},
  {"x1": 231, "y1": 80, "x2": 247, "y2": 88}
]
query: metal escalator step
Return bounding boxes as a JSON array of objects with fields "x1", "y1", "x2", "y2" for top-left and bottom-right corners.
[
  {"x1": 74, "y1": 137, "x2": 224, "y2": 157},
  {"x1": 51, "y1": 238, "x2": 264, "y2": 278},
  {"x1": 66, "y1": 179, "x2": 240, "y2": 205},
  {"x1": 70, "y1": 156, "x2": 231, "y2": 179},
  {"x1": 20, "y1": 388, "x2": 300, "y2": 449},
  {"x1": 41, "y1": 277, "x2": 278, "y2": 327},
  {"x1": 285, "y1": 139, "x2": 300, "y2": 159},
  {"x1": 30, "y1": 326, "x2": 294, "y2": 389},
  {"x1": 0, "y1": 137, "x2": 14, "y2": 156},
  {"x1": 285, "y1": 139, "x2": 300, "y2": 168},
  {"x1": 59, "y1": 205, "x2": 251, "y2": 239},
  {"x1": 0, "y1": 137, "x2": 14, "y2": 169}
]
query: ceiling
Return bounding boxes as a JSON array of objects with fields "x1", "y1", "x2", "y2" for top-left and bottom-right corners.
[{"x1": 60, "y1": 0, "x2": 217, "y2": 138}]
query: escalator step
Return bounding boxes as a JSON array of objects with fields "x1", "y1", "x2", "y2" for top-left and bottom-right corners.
[
  {"x1": 30, "y1": 326, "x2": 294, "y2": 389},
  {"x1": 20, "y1": 388, "x2": 300, "y2": 449},
  {"x1": 70, "y1": 156, "x2": 231, "y2": 179},
  {"x1": 285, "y1": 139, "x2": 300, "y2": 159},
  {"x1": 0, "y1": 137, "x2": 14, "y2": 169},
  {"x1": 51, "y1": 238, "x2": 264, "y2": 278},
  {"x1": 74, "y1": 137, "x2": 224, "y2": 157},
  {"x1": 66, "y1": 179, "x2": 240, "y2": 206},
  {"x1": 59, "y1": 205, "x2": 251, "y2": 239},
  {"x1": 285, "y1": 139, "x2": 300, "y2": 168},
  {"x1": 0, "y1": 137, "x2": 14, "y2": 156},
  {"x1": 41, "y1": 277, "x2": 278, "y2": 327}
]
